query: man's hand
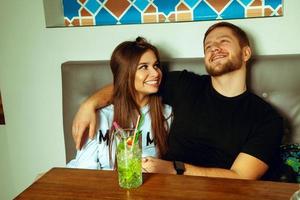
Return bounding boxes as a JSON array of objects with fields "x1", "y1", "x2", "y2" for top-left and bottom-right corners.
[
  {"x1": 142, "y1": 157, "x2": 176, "y2": 174},
  {"x1": 71, "y1": 84, "x2": 114, "y2": 150},
  {"x1": 72, "y1": 102, "x2": 97, "y2": 150}
]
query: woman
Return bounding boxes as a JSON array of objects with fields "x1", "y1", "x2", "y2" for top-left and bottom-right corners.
[{"x1": 67, "y1": 37, "x2": 172, "y2": 169}]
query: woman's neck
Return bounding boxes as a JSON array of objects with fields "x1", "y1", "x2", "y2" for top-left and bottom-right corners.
[{"x1": 136, "y1": 95, "x2": 149, "y2": 108}]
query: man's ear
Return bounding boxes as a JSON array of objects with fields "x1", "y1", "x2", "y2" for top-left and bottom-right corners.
[{"x1": 242, "y1": 46, "x2": 252, "y2": 62}]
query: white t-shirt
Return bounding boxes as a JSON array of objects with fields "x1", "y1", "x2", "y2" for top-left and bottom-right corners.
[{"x1": 67, "y1": 104, "x2": 172, "y2": 170}]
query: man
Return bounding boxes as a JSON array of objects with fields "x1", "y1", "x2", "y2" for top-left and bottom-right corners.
[{"x1": 72, "y1": 22, "x2": 283, "y2": 180}]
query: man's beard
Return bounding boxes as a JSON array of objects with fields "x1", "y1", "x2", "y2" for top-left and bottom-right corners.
[{"x1": 205, "y1": 51, "x2": 243, "y2": 77}]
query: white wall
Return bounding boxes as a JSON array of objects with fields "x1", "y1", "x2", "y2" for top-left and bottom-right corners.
[
  {"x1": 0, "y1": 126, "x2": 13, "y2": 199},
  {"x1": 0, "y1": 0, "x2": 300, "y2": 199}
]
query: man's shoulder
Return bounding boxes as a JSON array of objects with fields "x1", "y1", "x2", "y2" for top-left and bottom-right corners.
[
  {"x1": 247, "y1": 92, "x2": 281, "y2": 118},
  {"x1": 168, "y1": 70, "x2": 207, "y2": 78},
  {"x1": 167, "y1": 70, "x2": 209, "y2": 84},
  {"x1": 248, "y1": 92, "x2": 273, "y2": 107}
]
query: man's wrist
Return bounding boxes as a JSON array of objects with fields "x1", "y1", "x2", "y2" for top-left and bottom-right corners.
[
  {"x1": 173, "y1": 161, "x2": 186, "y2": 175},
  {"x1": 81, "y1": 98, "x2": 98, "y2": 111}
]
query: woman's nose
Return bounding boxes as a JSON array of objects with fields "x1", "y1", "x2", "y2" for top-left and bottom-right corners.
[{"x1": 149, "y1": 67, "x2": 160, "y2": 77}]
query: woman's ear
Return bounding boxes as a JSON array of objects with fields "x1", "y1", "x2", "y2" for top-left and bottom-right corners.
[{"x1": 242, "y1": 46, "x2": 252, "y2": 62}]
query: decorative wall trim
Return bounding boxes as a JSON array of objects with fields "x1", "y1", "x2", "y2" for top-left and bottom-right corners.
[{"x1": 62, "y1": 0, "x2": 283, "y2": 27}]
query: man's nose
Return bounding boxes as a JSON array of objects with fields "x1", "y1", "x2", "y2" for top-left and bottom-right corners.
[{"x1": 211, "y1": 44, "x2": 221, "y2": 53}]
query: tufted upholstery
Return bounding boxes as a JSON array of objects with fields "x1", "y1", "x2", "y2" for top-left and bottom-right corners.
[{"x1": 62, "y1": 55, "x2": 300, "y2": 164}]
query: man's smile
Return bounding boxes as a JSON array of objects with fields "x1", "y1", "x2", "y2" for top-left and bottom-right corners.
[{"x1": 210, "y1": 53, "x2": 228, "y2": 63}]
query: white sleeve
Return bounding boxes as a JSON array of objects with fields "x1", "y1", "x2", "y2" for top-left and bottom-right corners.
[
  {"x1": 67, "y1": 138, "x2": 100, "y2": 169},
  {"x1": 97, "y1": 109, "x2": 114, "y2": 170},
  {"x1": 164, "y1": 104, "x2": 173, "y2": 131},
  {"x1": 67, "y1": 108, "x2": 109, "y2": 170}
]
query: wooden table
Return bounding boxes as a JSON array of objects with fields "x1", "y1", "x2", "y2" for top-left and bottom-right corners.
[{"x1": 15, "y1": 167, "x2": 299, "y2": 200}]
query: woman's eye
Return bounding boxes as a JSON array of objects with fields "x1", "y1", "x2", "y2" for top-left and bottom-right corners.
[
  {"x1": 153, "y1": 63, "x2": 160, "y2": 69},
  {"x1": 139, "y1": 64, "x2": 148, "y2": 70}
]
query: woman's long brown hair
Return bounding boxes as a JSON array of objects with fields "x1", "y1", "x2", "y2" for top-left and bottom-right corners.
[{"x1": 108, "y1": 37, "x2": 168, "y2": 165}]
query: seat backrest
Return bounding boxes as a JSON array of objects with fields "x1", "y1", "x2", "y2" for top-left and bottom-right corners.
[{"x1": 62, "y1": 55, "x2": 300, "y2": 163}]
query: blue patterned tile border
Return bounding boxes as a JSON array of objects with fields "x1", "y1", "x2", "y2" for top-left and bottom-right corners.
[{"x1": 62, "y1": 0, "x2": 283, "y2": 26}]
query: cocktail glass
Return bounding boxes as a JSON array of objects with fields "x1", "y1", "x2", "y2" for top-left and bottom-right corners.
[{"x1": 115, "y1": 128, "x2": 142, "y2": 189}]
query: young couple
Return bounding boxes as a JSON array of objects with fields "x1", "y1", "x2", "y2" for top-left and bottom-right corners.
[{"x1": 68, "y1": 22, "x2": 283, "y2": 180}]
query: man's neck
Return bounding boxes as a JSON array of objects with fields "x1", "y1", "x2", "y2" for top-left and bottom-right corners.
[{"x1": 211, "y1": 66, "x2": 247, "y2": 97}]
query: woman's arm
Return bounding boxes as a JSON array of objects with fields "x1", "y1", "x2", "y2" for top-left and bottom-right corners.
[{"x1": 72, "y1": 84, "x2": 113, "y2": 150}]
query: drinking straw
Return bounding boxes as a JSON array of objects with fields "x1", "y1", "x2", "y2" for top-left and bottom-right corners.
[
  {"x1": 113, "y1": 121, "x2": 120, "y2": 130},
  {"x1": 113, "y1": 121, "x2": 124, "y2": 138},
  {"x1": 131, "y1": 115, "x2": 140, "y2": 150}
]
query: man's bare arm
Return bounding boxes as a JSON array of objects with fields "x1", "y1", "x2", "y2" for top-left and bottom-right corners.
[
  {"x1": 142, "y1": 153, "x2": 268, "y2": 180},
  {"x1": 184, "y1": 153, "x2": 268, "y2": 179},
  {"x1": 72, "y1": 84, "x2": 113, "y2": 150}
]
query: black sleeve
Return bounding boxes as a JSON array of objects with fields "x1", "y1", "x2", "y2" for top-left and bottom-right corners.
[{"x1": 241, "y1": 109, "x2": 284, "y2": 167}]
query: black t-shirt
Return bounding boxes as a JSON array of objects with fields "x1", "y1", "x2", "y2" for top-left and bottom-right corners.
[{"x1": 161, "y1": 70, "x2": 283, "y2": 175}]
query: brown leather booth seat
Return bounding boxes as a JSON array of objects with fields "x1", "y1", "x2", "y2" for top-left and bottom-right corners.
[{"x1": 62, "y1": 55, "x2": 300, "y2": 164}]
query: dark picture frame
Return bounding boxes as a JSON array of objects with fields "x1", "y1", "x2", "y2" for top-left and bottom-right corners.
[{"x1": 0, "y1": 92, "x2": 5, "y2": 124}]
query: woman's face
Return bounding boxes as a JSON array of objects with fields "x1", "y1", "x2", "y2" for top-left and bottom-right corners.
[{"x1": 134, "y1": 50, "x2": 162, "y2": 105}]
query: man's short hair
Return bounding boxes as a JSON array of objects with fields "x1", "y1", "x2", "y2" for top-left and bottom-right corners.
[{"x1": 203, "y1": 22, "x2": 250, "y2": 48}]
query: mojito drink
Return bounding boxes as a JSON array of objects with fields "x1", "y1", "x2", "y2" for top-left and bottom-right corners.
[{"x1": 116, "y1": 135, "x2": 142, "y2": 189}]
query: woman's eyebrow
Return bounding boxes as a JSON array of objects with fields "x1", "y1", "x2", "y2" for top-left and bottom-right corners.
[
  {"x1": 138, "y1": 60, "x2": 158, "y2": 65},
  {"x1": 138, "y1": 62, "x2": 148, "y2": 65}
]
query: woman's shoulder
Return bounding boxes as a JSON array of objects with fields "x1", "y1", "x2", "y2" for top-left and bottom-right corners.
[
  {"x1": 97, "y1": 105, "x2": 113, "y2": 132},
  {"x1": 140, "y1": 104, "x2": 172, "y2": 118},
  {"x1": 99, "y1": 104, "x2": 114, "y2": 115}
]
